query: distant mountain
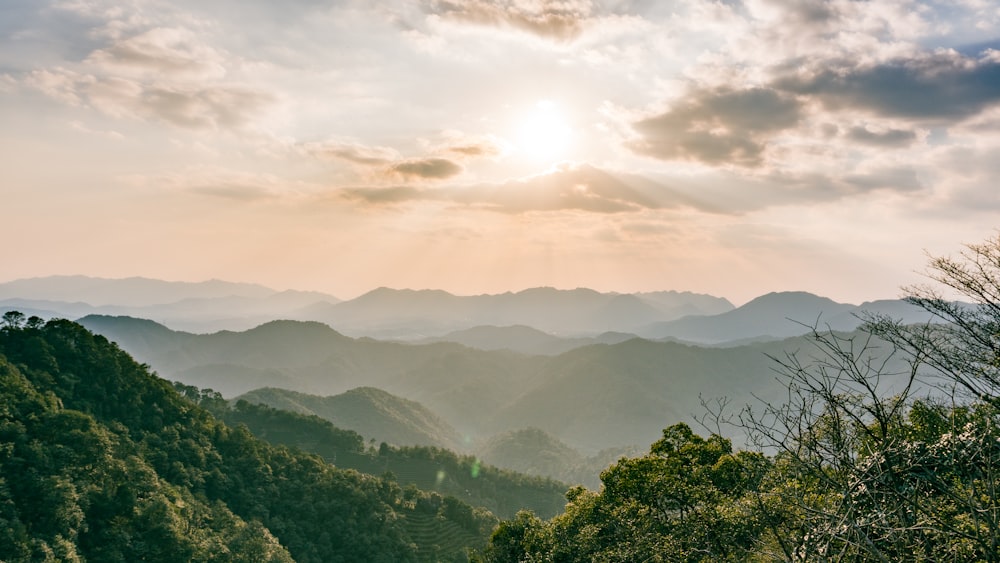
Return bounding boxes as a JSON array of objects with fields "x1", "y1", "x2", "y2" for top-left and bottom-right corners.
[
  {"x1": 476, "y1": 427, "x2": 641, "y2": 489},
  {"x1": 231, "y1": 384, "x2": 637, "y2": 490},
  {"x1": 635, "y1": 290, "x2": 735, "y2": 317},
  {"x1": 641, "y1": 291, "x2": 934, "y2": 344},
  {"x1": 78, "y1": 315, "x2": 909, "y2": 454},
  {"x1": 304, "y1": 286, "x2": 732, "y2": 339},
  {"x1": 487, "y1": 338, "x2": 794, "y2": 451},
  {"x1": 78, "y1": 316, "x2": 543, "y2": 437},
  {"x1": 0, "y1": 276, "x2": 342, "y2": 332},
  {"x1": 1, "y1": 277, "x2": 734, "y2": 336},
  {"x1": 0, "y1": 275, "x2": 276, "y2": 306},
  {"x1": 415, "y1": 325, "x2": 639, "y2": 356},
  {"x1": 235, "y1": 387, "x2": 466, "y2": 451}
]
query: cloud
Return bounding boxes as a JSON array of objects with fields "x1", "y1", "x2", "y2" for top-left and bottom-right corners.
[
  {"x1": 390, "y1": 157, "x2": 463, "y2": 180},
  {"x1": 425, "y1": 0, "x2": 595, "y2": 41},
  {"x1": 441, "y1": 139, "x2": 504, "y2": 158},
  {"x1": 843, "y1": 166, "x2": 923, "y2": 193},
  {"x1": 19, "y1": 23, "x2": 273, "y2": 131},
  {"x1": 342, "y1": 157, "x2": 932, "y2": 215},
  {"x1": 629, "y1": 87, "x2": 802, "y2": 167},
  {"x1": 338, "y1": 185, "x2": 423, "y2": 204},
  {"x1": 774, "y1": 52, "x2": 1000, "y2": 121},
  {"x1": 85, "y1": 78, "x2": 273, "y2": 130},
  {"x1": 846, "y1": 125, "x2": 918, "y2": 147},
  {"x1": 305, "y1": 135, "x2": 499, "y2": 183},
  {"x1": 23, "y1": 68, "x2": 88, "y2": 106},
  {"x1": 305, "y1": 140, "x2": 398, "y2": 165},
  {"x1": 86, "y1": 27, "x2": 228, "y2": 79}
]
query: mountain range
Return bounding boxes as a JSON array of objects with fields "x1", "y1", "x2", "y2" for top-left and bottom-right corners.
[
  {"x1": 235, "y1": 386, "x2": 468, "y2": 452},
  {"x1": 77, "y1": 315, "x2": 916, "y2": 455},
  {"x1": 0, "y1": 275, "x2": 341, "y2": 333},
  {"x1": 2, "y1": 276, "x2": 732, "y2": 337},
  {"x1": 1, "y1": 275, "x2": 938, "y2": 344},
  {"x1": 5, "y1": 275, "x2": 942, "y2": 456}
]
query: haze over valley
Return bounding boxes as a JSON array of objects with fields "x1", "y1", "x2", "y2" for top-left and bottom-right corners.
[{"x1": 3, "y1": 275, "x2": 936, "y2": 466}]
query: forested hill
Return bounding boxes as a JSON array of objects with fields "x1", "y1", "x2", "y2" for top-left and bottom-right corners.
[
  {"x1": 199, "y1": 395, "x2": 569, "y2": 520},
  {"x1": 0, "y1": 314, "x2": 498, "y2": 562}
]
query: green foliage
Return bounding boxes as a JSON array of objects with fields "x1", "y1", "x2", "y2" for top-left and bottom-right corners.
[
  {"x1": 476, "y1": 423, "x2": 770, "y2": 562},
  {"x1": 201, "y1": 392, "x2": 568, "y2": 520},
  {"x1": 0, "y1": 317, "x2": 496, "y2": 562},
  {"x1": 371, "y1": 444, "x2": 568, "y2": 520}
]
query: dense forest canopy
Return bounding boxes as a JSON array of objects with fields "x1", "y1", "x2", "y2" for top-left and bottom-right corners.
[{"x1": 0, "y1": 314, "x2": 497, "y2": 562}]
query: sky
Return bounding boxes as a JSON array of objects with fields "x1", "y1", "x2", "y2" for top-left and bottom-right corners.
[{"x1": 1, "y1": 0, "x2": 999, "y2": 305}]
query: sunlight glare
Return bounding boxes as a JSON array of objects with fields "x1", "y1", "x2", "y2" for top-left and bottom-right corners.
[{"x1": 516, "y1": 100, "x2": 573, "y2": 162}]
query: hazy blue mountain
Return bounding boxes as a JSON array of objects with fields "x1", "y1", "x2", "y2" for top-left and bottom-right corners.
[
  {"x1": 2, "y1": 275, "x2": 743, "y2": 336},
  {"x1": 78, "y1": 316, "x2": 543, "y2": 436},
  {"x1": 305, "y1": 286, "x2": 730, "y2": 339},
  {"x1": 487, "y1": 337, "x2": 802, "y2": 451},
  {"x1": 636, "y1": 290, "x2": 735, "y2": 316},
  {"x1": 640, "y1": 291, "x2": 932, "y2": 344},
  {"x1": 830, "y1": 299, "x2": 939, "y2": 327},
  {"x1": 0, "y1": 275, "x2": 276, "y2": 306},
  {"x1": 0, "y1": 275, "x2": 342, "y2": 332},
  {"x1": 0, "y1": 297, "x2": 100, "y2": 318},
  {"x1": 235, "y1": 386, "x2": 467, "y2": 451},
  {"x1": 415, "y1": 325, "x2": 640, "y2": 355},
  {"x1": 79, "y1": 315, "x2": 896, "y2": 454}
]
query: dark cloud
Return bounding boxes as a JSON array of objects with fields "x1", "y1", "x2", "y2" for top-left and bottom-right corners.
[
  {"x1": 774, "y1": 54, "x2": 1000, "y2": 121},
  {"x1": 307, "y1": 138, "x2": 497, "y2": 182},
  {"x1": 630, "y1": 87, "x2": 802, "y2": 167},
  {"x1": 426, "y1": 0, "x2": 594, "y2": 41},
  {"x1": 781, "y1": 0, "x2": 837, "y2": 26},
  {"x1": 642, "y1": 166, "x2": 926, "y2": 215},
  {"x1": 343, "y1": 163, "x2": 681, "y2": 214},
  {"x1": 846, "y1": 126, "x2": 917, "y2": 147},
  {"x1": 390, "y1": 158, "x2": 463, "y2": 180},
  {"x1": 343, "y1": 160, "x2": 930, "y2": 215}
]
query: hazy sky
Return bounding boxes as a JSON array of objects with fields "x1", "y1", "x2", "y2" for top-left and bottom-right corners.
[{"x1": 2, "y1": 0, "x2": 999, "y2": 304}]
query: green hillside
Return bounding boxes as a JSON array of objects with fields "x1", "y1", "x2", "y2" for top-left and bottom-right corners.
[
  {"x1": 0, "y1": 314, "x2": 496, "y2": 561},
  {"x1": 198, "y1": 395, "x2": 567, "y2": 520},
  {"x1": 477, "y1": 427, "x2": 641, "y2": 490},
  {"x1": 237, "y1": 386, "x2": 466, "y2": 451}
]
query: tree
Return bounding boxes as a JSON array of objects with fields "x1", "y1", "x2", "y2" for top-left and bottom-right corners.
[
  {"x1": 737, "y1": 233, "x2": 1000, "y2": 561},
  {"x1": 477, "y1": 232, "x2": 1000, "y2": 562},
  {"x1": 2, "y1": 311, "x2": 25, "y2": 329}
]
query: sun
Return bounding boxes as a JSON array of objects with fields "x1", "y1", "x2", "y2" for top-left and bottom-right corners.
[{"x1": 515, "y1": 100, "x2": 573, "y2": 162}]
